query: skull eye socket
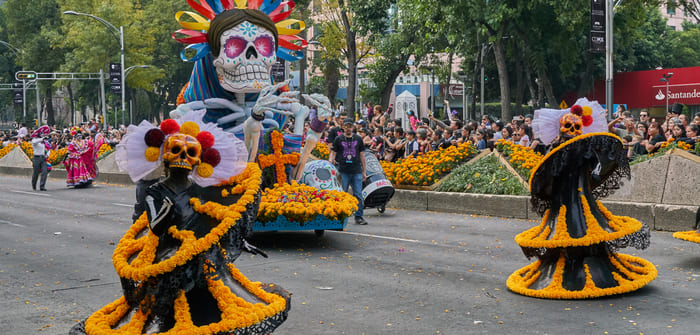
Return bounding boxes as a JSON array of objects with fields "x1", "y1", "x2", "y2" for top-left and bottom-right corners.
[
  {"x1": 187, "y1": 148, "x2": 198, "y2": 157},
  {"x1": 574, "y1": 124, "x2": 581, "y2": 130},
  {"x1": 564, "y1": 123, "x2": 572, "y2": 128},
  {"x1": 171, "y1": 145, "x2": 181, "y2": 154},
  {"x1": 224, "y1": 37, "x2": 247, "y2": 59},
  {"x1": 254, "y1": 35, "x2": 274, "y2": 58}
]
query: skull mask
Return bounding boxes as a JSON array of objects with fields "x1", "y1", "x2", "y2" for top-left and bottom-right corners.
[
  {"x1": 212, "y1": 21, "x2": 276, "y2": 93},
  {"x1": 162, "y1": 134, "x2": 202, "y2": 170},
  {"x1": 559, "y1": 113, "x2": 583, "y2": 137}
]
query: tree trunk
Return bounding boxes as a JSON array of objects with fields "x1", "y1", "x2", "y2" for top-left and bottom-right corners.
[
  {"x1": 492, "y1": 39, "x2": 510, "y2": 122},
  {"x1": 45, "y1": 86, "x2": 55, "y2": 126},
  {"x1": 324, "y1": 63, "x2": 340, "y2": 107},
  {"x1": 513, "y1": 57, "x2": 524, "y2": 116},
  {"x1": 537, "y1": 68, "x2": 557, "y2": 107}
]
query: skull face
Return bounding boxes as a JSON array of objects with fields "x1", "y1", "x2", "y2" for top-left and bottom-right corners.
[
  {"x1": 559, "y1": 113, "x2": 583, "y2": 137},
  {"x1": 162, "y1": 134, "x2": 202, "y2": 170},
  {"x1": 212, "y1": 21, "x2": 276, "y2": 93}
]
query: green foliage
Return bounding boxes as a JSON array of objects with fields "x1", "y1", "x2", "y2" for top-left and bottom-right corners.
[
  {"x1": 436, "y1": 155, "x2": 529, "y2": 195},
  {"x1": 306, "y1": 75, "x2": 326, "y2": 95}
]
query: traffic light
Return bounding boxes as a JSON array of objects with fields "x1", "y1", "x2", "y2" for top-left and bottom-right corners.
[
  {"x1": 110, "y1": 63, "x2": 122, "y2": 94},
  {"x1": 15, "y1": 71, "x2": 37, "y2": 81},
  {"x1": 13, "y1": 89, "x2": 22, "y2": 104},
  {"x1": 34, "y1": 119, "x2": 38, "y2": 127},
  {"x1": 99, "y1": 115, "x2": 104, "y2": 124}
]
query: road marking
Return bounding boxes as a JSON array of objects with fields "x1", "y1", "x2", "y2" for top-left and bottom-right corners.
[
  {"x1": 0, "y1": 219, "x2": 23, "y2": 227},
  {"x1": 332, "y1": 231, "x2": 420, "y2": 243},
  {"x1": 113, "y1": 203, "x2": 133, "y2": 208},
  {"x1": 10, "y1": 190, "x2": 51, "y2": 197}
]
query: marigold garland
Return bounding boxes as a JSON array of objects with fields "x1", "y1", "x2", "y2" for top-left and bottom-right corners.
[
  {"x1": 112, "y1": 163, "x2": 261, "y2": 282},
  {"x1": 673, "y1": 230, "x2": 700, "y2": 244},
  {"x1": 506, "y1": 251, "x2": 657, "y2": 299},
  {"x1": 258, "y1": 130, "x2": 300, "y2": 185},
  {"x1": 258, "y1": 180, "x2": 358, "y2": 223},
  {"x1": 311, "y1": 142, "x2": 329, "y2": 160},
  {"x1": 382, "y1": 142, "x2": 477, "y2": 186}
]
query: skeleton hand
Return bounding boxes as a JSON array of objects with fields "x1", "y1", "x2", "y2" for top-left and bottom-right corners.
[{"x1": 302, "y1": 94, "x2": 333, "y2": 121}]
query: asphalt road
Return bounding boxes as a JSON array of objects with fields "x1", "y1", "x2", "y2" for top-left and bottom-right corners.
[{"x1": 1, "y1": 173, "x2": 699, "y2": 335}]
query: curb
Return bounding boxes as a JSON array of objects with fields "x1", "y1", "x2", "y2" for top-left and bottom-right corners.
[
  {"x1": 388, "y1": 189, "x2": 698, "y2": 232},
  {"x1": 0, "y1": 166, "x2": 134, "y2": 185}
]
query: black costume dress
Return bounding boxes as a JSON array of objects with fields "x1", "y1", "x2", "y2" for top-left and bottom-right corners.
[
  {"x1": 70, "y1": 164, "x2": 290, "y2": 334},
  {"x1": 507, "y1": 133, "x2": 657, "y2": 299}
]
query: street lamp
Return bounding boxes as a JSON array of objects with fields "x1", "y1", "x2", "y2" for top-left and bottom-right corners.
[
  {"x1": 63, "y1": 10, "x2": 124, "y2": 131},
  {"x1": 660, "y1": 72, "x2": 673, "y2": 114},
  {"x1": 124, "y1": 65, "x2": 150, "y2": 125}
]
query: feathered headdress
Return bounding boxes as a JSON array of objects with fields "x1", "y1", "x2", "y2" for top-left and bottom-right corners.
[{"x1": 172, "y1": 0, "x2": 307, "y2": 62}]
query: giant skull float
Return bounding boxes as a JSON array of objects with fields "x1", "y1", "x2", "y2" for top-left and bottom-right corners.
[{"x1": 208, "y1": 9, "x2": 280, "y2": 94}]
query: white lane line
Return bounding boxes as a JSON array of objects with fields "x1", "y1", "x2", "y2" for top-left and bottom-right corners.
[
  {"x1": 113, "y1": 203, "x2": 133, "y2": 208},
  {"x1": 0, "y1": 219, "x2": 23, "y2": 227},
  {"x1": 10, "y1": 190, "x2": 51, "y2": 197},
  {"x1": 332, "y1": 230, "x2": 420, "y2": 243}
]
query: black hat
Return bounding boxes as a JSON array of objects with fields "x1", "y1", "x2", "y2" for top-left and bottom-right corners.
[
  {"x1": 343, "y1": 118, "x2": 354, "y2": 126},
  {"x1": 671, "y1": 103, "x2": 683, "y2": 114}
]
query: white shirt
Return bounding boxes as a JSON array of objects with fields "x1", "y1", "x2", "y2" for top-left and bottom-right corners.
[{"x1": 31, "y1": 137, "x2": 46, "y2": 156}]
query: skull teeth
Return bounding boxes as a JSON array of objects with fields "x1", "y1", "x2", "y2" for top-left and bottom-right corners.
[{"x1": 223, "y1": 64, "x2": 268, "y2": 82}]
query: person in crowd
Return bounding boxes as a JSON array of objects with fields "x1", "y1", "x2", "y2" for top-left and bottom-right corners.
[
  {"x1": 481, "y1": 115, "x2": 492, "y2": 128},
  {"x1": 408, "y1": 111, "x2": 419, "y2": 131},
  {"x1": 404, "y1": 130, "x2": 420, "y2": 158},
  {"x1": 329, "y1": 118, "x2": 368, "y2": 225},
  {"x1": 327, "y1": 112, "x2": 347, "y2": 144},
  {"x1": 393, "y1": 128, "x2": 406, "y2": 159},
  {"x1": 417, "y1": 131, "x2": 431, "y2": 153},
  {"x1": 679, "y1": 114, "x2": 689, "y2": 127},
  {"x1": 431, "y1": 129, "x2": 444, "y2": 151},
  {"x1": 635, "y1": 122, "x2": 648, "y2": 139},
  {"x1": 645, "y1": 122, "x2": 666, "y2": 154},
  {"x1": 372, "y1": 105, "x2": 387, "y2": 129},
  {"x1": 17, "y1": 123, "x2": 28, "y2": 139},
  {"x1": 474, "y1": 129, "x2": 488, "y2": 150},
  {"x1": 501, "y1": 125, "x2": 513, "y2": 142},
  {"x1": 459, "y1": 125, "x2": 473, "y2": 145},
  {"x1": 518, "y1": 125, "x2": 533, "y2": 147},
  {"x1": 440, "y1": 128, "x2": 454, "y2": 149},
  {"x1": 358, "y1": 128, "x2": 372, "y2": 147},
  {"x1": 382, "y1": 127, "x2": 396, "y2": 161},
  {"x1": 694, "y1": 112, "x2": 700, "y2": 126},
  {"x1": 492, "y1": 121, "x2": 504, "y2": 140},
  {"x1": 638, "y1": 109, "x2": 650, "y2": 124},
  {"x1": 524, "y1": 114, "x2": 533, "y2": 126},
  {"x1": 678, "y1": 124, "x2": 699, "y2": 147},
  {"x1": 671, "y1": 123, "x2": 687, "y2": 140}
]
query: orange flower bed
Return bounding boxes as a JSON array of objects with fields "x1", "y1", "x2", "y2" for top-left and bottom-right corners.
[
  {"x1": 495, "y1": 139, "x2": 543, "y2": 178},
  {"x1": 381, "y1": 142, "x2": 477, "y2": 186},
  {"x1": 0, "y1": 143, "x2": 17, "y2": 160}
]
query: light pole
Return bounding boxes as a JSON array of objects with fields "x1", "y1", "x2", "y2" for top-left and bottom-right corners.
[
  {"x1": 660, "y1": 72, "x2": 673, "y2": 114},
  {"x1": 124, "y1": 65, "x2": 150, "y2": 125},
  {"x1": 63, "y1": 11, "x2": 124, "y2": 130}
]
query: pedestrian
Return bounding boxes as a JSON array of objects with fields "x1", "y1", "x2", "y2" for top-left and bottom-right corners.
[
  {"x1": 329, "y1": 118, "x2": 368, "y2": 225},
  {"x1": 30, "y1": 126, "x2": 50, "y2": 191}
]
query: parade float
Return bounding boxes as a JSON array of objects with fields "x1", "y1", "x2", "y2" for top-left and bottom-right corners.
[{"x1": 506, "y1": 98, "x2": 657, "y2": 299}]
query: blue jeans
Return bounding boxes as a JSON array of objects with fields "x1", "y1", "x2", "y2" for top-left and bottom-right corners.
[{"x1": 340, "y1": 172, "x2": 363, "y2": 218}]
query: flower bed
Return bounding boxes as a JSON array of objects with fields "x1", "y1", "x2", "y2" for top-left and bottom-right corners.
[
  {"x1": 495, "y1": 139, "x2": 544, "y2": 179},
  {"x1": 48, "y1": 147, "x2": 68, "y2": 165},
  {"x1": 97, "y1": 143, "x2": 114, "y2": 160},
  {"x1": 0, "y1": 143, "x2": 17, "y2": 160},
  {"x1": 257, "y1": 181, "x2": 358, "y2": 224},
  {"x1": 381, "y1": 142, "x2": 478, "y2": 186},
  {"x1": 435, "y1": 154, "x2": 529, "y2": 195}
]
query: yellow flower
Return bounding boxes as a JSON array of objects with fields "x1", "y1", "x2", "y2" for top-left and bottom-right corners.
[
  {"x1": 180, "y1": 121, "x2": 200, "y2": 137},
  {"x1": 144, "y1": 146, "x2": 161, "y2": 162}
]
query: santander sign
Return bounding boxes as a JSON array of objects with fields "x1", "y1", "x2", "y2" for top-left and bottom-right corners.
[{"x1": 651, "y1": 84, "x2": 700, "y2": 105}]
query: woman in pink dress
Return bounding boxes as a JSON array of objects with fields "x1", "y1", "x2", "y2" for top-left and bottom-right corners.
[{"x1": 65, "y1": 130, "x2": 96, "y2": 188}]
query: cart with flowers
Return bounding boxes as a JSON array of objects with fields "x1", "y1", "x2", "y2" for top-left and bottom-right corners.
[{"x1": 253, "y1": 130, "x2": 358, "y2": 236}]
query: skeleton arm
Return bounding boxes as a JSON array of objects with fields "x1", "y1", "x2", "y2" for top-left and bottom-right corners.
[
  {"x1": 293, "y1": 94, "x2": 333, "y2": 180},
  {"x1": 145, "y1": 195, "x2": 174, "y2": 235}
]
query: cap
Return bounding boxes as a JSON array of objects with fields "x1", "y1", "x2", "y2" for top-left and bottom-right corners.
[
  {"x1": 343, "y1": 118, "x2": 354, "y2": 126},
  {"x1": 356, "y1": 119, "x2": 366, "y2": 125}
]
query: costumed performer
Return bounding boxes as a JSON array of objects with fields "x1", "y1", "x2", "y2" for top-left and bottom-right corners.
[
  {"x1": 64, "y1": 127, "x2": 97, "y2": 188},
  {"x1": 70, "y1": 115, "x2": 290, "y2": 335},
  {"x1": 507, "y1": 98, "x2": 657, "y2": 299}
]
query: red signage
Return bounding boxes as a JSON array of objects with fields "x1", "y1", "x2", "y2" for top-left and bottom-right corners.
[
  {"x1": 441, "y1": 84, "x2": 464, "y2": 98},
  {"x1": 589, "y1": 66, "x2": 700, "y2": 108}
]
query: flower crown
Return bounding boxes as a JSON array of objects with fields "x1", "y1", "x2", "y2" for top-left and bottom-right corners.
[
  {"x1": 172, "y1": 0, "x2": 307, "y2": 62},
  {"x1": 117, "y1": 113, "x2": 247, "y2": 187},
  {"x1": 70, "y1": 126, "x2": 81, "y2": 137}
]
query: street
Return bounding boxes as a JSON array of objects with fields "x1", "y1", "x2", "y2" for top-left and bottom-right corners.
[{"x1": 1, "y1": 173, "x2": 699, "y2": 335}]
